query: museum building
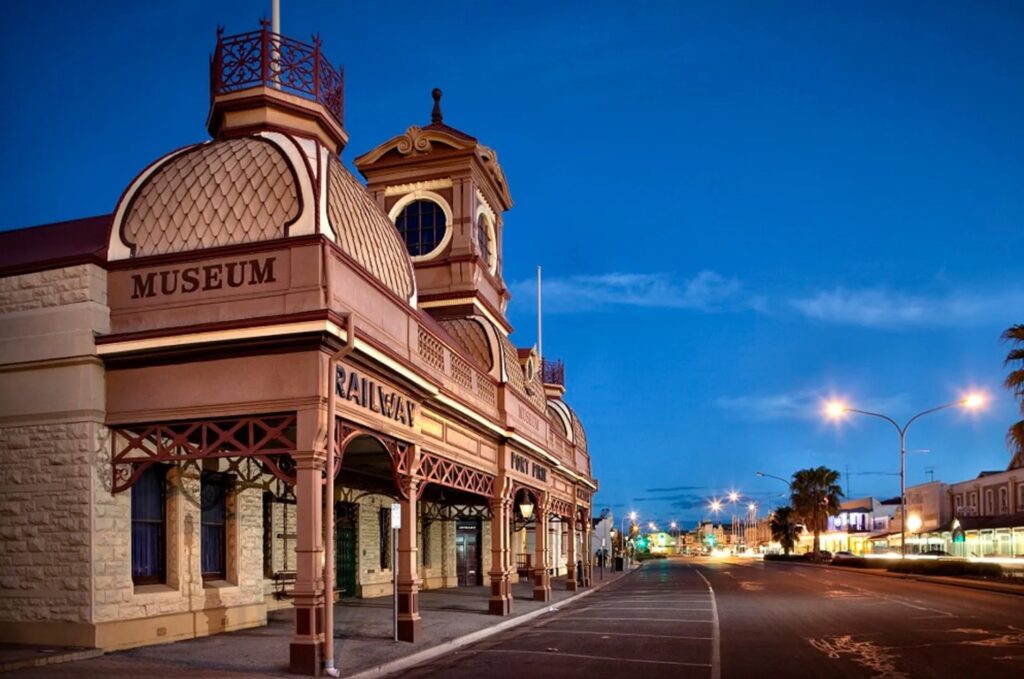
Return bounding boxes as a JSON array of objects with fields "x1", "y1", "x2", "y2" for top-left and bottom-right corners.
[{"x1": 0, "y1": 24, "x2": 597, "y2": 674}]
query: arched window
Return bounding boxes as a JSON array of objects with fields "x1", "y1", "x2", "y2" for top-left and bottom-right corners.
[
  {"x1": 999, "y1": 487, "x2": 1009, "y2": 513},
  {"x1": 970, "y1": 491, "x2": 978, "y2": 510},
  {"x1": 395, "y1": 199, "x2": 447, "y2": 257},
  {"x1": 1018, "y1": 484, "x2": 1024, "y2": 510},
  {"x1": 984, "y1": 489, "x2": 994, "y2": 515},
  {"x1": 476, "y1": 213, "x2": 493, "y2": 268}
]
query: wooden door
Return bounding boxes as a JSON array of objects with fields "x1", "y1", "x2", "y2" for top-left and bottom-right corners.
[{"x1": 335, "y1": 502, "x2": 358, "y2": 598}]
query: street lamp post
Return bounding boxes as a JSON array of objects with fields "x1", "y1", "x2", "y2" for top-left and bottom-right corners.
[
  {"x1": 620, "y1": 511, "x2": 637, "y2": 566},
  {"x1": 826, "y1": 394, "x2": 985, "y2": 557}
]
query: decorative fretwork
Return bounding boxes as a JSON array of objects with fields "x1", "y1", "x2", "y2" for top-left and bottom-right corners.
[
  {"x1": 477, "y1": 377, "x2": 497, "y2": 407},
  {"x1": 549, "y1": 496, "x2": 575, "y2": 519},
  {"x1": 450, "y1": 354, "x2": 473, "y2": 390},
  {"x1": 420, "y1": 502, "x2": 493, "y2": 522},
  {"x1": 337, "y1": 420, "x2": 413, "y2": 499},
  {"x1": 419, "y1": 451, "x2": 495, "y2": 498},
  {"x1": 211, "y1": 22, "x2": 344, "y2": 125},
  {"x1": 417, "y1": 326, "x2": 445, "y2": 372},
  {"x1": 110, "y1": 414, "x2": 297, "y2": 494}
]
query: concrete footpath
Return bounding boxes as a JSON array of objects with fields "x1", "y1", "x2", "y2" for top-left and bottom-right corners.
[{"x1": 6, "y1": 568, "x2": 635, "y2": 678}]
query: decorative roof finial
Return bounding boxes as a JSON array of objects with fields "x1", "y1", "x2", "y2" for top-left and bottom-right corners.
[{"x1": 431, "y1": 88, "x2": 443, "y2": 124}]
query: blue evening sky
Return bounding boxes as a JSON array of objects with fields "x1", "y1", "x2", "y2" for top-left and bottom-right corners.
[{"x1": 3, "y1": 1, "x2": 1023, "y2": 528}]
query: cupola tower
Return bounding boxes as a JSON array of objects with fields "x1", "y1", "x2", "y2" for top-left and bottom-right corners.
[{"x1": 355, "y1": 89, "x2": 514, "y2": 332}]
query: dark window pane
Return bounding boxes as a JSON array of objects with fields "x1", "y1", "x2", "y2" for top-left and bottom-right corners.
[
  {"x1": 396, "y1": 200, "x2": 447, "y2": 257},
  {"x1": 131, "y1": 465, "x2": 166, "y2": 584},
  {"x1": 201, "y1": 472, "x2": 228, "y2": 579}
]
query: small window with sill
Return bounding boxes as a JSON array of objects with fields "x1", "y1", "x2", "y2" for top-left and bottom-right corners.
[{"x1": 201, "y1": 472, "x2": 230, "y2": 580}]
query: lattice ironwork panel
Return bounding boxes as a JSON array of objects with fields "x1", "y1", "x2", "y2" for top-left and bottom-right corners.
[
  {"x1": 111, "y1": 414, "x2": 297, "y2": 493},
  {"x1": 419, "y1": 452, "x2": 495, "y2": 498}
]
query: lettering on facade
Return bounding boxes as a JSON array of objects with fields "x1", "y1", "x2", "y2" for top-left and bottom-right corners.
[
  {"x1": 335, "y1": 365, "x2": 415, "y2": 427},
  {"x1": 130, "y1": 257, "x2": 277, "y2": 299},
  {"x1": 511, "y1": 452, "x2": 547, "y2": 483}
]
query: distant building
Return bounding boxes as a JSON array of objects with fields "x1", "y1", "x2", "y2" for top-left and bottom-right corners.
[
  {"x1": 905, "y1": 463, "x2": 1024, "y2": 557},
  {"x1": 798, "y1": 497, "x2": 894, "y2": 555}
]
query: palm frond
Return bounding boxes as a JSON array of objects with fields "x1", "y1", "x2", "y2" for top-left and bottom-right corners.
[{"x1": 1001, "y1": 325, "x2": 1024, "y2": 343}]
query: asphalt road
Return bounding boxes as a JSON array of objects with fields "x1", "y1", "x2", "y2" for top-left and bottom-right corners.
[{"x1": 402, "y1": 557, "x2": 1024, "y2": 679}]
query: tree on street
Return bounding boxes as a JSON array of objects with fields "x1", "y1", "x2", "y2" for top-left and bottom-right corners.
[
  {"x1": 1003, "y1": 324, "x2": 1024, "y2": 469},
  {"x1": 769, "y1": 506, "x2": 799, "y2": 555},
  {"x1": 790, "y1": 466, "x2": 843, "y2": 559}
]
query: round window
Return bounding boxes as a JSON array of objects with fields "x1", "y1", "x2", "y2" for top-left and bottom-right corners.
[{"x1": 396, "y1": 200, "x2": 447, "y2": 257}]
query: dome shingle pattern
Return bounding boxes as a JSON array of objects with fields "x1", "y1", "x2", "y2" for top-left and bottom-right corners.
[
  {"x1": 326, "y1": 157, "x2": 415, "y2": 302},
  {"x1": 122, "y1": 138, "x2": 299, "y2": 257},
  {"x1": 438, "y1": 318, "x2": 493, "y2": 371}
]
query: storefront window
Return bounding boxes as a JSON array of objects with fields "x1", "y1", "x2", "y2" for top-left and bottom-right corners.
[
  {"x1": 131, "y1": 465, "x2": 166, "y2": 585},
  {"x1": 201, "y1": 472, "x2": 229, "y2": 580}
]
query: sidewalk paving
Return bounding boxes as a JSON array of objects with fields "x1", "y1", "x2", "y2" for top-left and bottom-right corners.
[{"x1": 7, "y1": 568, "x2": 633, "y2": 678}]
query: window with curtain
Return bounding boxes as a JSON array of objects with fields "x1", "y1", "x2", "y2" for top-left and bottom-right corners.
[
  {"x1": 131, "y1": 465, "x2": 167, "y2": 585},
  {"x1": 379, "y1": 506, "x2": 391, "y2": 570},
  {"x1": 201, "y1": 472, "x2": 229, "y2": 580}
]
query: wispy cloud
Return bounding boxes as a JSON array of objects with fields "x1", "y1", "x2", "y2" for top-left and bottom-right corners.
[
  {"x1": 513, "y1": 271, "x2": 759, "y2": 314},
  {"x1": 790, "y1": 287, "x2": 1024, "y2": 329},
  {"x1": 714, "y1": 389, "x2": 906, "y2": 421}
]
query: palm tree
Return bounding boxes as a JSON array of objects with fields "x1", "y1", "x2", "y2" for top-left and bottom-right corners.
[
  {"x1": 1003, "y1": 324, "x2": 1024, "y2": 469},
  {"x1": 790, "y1": 466, "x2": 843, "y2": 560},
  {"x1": 769, "y1": 506, "x2": 798, "y2": 556}
]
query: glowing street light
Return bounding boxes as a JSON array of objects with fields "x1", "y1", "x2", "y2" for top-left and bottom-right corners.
[
  {"x1": 728, "y1": 490, "x2": 740, "y2": 503},
  {"x1": 823, "y1": 391, "x2": 987, "y2": 556},
  {"x1": 709, "y1": 499, "x2": 722, "y2": 514},
  {"x1": 907, "y1": 513, "x2": 923, "y2": 534}
]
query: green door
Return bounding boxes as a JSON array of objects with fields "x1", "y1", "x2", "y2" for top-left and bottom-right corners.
[{"x1": 336, "y1": 502, "x2": 358, "y2": 598}]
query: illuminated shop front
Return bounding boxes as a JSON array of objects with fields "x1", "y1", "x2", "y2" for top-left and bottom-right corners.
[{"x1": 0, "y1": 23, "x2": 597, "y2": 675}]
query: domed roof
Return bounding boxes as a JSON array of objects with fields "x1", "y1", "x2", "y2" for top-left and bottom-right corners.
[
  {"x1": 117, "y1": 137, "x2": 300, "y2": 258},
  {"x1": 326, "y1": 157, "x2": 415, "y2": 302},
  {"x1": 107, "y1": 131, "x2": 417, "y2": 304},
  {"x1": 436, "y1": 317, "x2": 493, "y2": 371}
]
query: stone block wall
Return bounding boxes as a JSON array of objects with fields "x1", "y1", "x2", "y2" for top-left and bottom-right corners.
[
  {"x1": 0, "y1": 264, "x2": 105, "y2": 315},
  {"x1": 0, "y1": 421, "x2": 101, "y2": 625},
  {"x1": 0, "y1": 264, "x2": 109, "y2": 643}
]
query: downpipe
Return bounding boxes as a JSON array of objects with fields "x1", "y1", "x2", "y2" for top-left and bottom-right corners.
[{"x1": 324, "y1": 245, "x2": 356, "y2": 678}]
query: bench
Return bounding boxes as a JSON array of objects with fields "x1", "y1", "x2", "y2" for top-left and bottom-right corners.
[{"x1": 272, "y1": 571, "x2": 346, "y2": 601}]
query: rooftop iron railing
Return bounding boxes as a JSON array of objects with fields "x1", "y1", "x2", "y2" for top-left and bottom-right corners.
[
  {"x1": 542, "y1": 358, "x2": 565, "y2": 386},
  {"x1": 210, "y1": 21, "x2": 344, "y2": 126}
]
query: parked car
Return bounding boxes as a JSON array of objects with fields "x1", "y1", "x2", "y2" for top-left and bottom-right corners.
[
  {"x1": 832, "y1": 550, "x2": 857, "y2": 562},
  {"x1": 801, "y1": 550, "x2": 833, "y2": 562},
  {"x1": 922, "y1": 549, "x2": 952, "y2": 557}
]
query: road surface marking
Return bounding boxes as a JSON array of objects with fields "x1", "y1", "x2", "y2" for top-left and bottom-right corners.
[
  {"x1": 808, "y1": 635, "x2": 908, "y2": 679},
  {"x1": 460, "y1": 649, "x2": 711, "y2": 668},
  {"x1": 693, "y1": 566, "x2": 722, "y2": 679},
  {"x1": 524, "y1": 629, "x2": 713, "y2": 641},
  {"x1": 589, "y1": 606, "x2": 713, "y2": 611},
  {"x1": 554, "y1": 616, "x2": 714, "y2": 623}
]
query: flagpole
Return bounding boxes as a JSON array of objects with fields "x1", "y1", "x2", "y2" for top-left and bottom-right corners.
[{"x1": 537, "y1": 265, "x2": 543, "y2": 361}]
